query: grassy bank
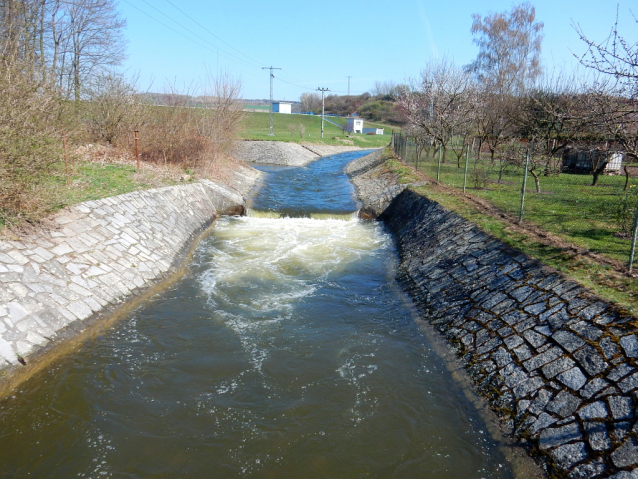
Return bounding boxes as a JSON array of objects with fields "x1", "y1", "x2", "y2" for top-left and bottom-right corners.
[
  {"x1": 238, "y1": 112, "x2": 391, "y2": 148},
  {"x1": 383, "y1": 157, "x2": 638, "y2": 315}
]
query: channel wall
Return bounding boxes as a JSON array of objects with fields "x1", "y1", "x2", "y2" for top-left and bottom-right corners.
[
  {"x1": 0, "y1": 166, "x2": 260, "y2": 372},
  {"x1": 347, "y1": 151, "x2": 638, "y2": 478}
]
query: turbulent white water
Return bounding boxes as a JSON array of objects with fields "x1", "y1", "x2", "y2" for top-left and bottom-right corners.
[{"x1": 0, "y1": 152, "x2": 518, "y2": 479}]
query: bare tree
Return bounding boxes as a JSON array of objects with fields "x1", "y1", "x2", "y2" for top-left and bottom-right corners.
[
  {"x1": 467, "y1": 2, "x2": 544, "y2": 95},
  {"x1": 399, "y1": 58, "x2": 474, "y2": 165},
  {"x1": 299, "y1": 92, "x2": 320, "y2": 112}
]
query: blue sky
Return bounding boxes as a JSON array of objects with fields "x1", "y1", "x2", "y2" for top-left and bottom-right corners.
[{"x1": 117, "y1": 0, "x2": 636, "y2": 101}]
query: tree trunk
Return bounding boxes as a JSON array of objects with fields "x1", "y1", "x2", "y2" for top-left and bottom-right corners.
[{"x1": 530, "y1": 168, "x2": 541, "y2": 193}]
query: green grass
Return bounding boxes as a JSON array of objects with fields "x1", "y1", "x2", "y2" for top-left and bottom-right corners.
[
  {"x1": 0, "y1": 161, "x2": 181, "y2": 231},
  {"x1": 382, "y1": 159, "x2": 638, "y2": 314},
  {"x1": 407, "y1": 153, "x2": 638, "y2": 264},
  {"x1": 238, "y1": 112, "x2": 391, "y2": 148}
]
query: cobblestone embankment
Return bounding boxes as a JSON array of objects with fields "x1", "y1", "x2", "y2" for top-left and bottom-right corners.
[
  {"x1": 0, "y1": 167, "x2": 260, "y2": 372},
  {"x1": 378, "y1": 189, "x2": 638, "y2": 478},
  {"x1": 345, "y1": 149, "x2": 426, "y2": 219},
  {"x1": 234, "y1": 140, "x2": 379, "y2": 167}
]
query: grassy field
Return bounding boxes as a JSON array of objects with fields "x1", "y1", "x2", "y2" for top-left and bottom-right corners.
[
  {"x1": 0, "y1": 159, "x2": 182, "y2": 231},
  {"x1": 407, "y1": 153, "x2": 638, "y2": 265},
  {"x1": 238, "y1": 112, "x2": 391, "y2": 148},
  {"x1": 381, "y1": 157, "x2": 638, "y2": 314}
]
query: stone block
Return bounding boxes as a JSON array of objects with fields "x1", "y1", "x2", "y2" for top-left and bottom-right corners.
[
  {"x1": 523, "y1": 346, "x2": 564, "y2": 372},
  {"x1": 542, "y1": 357, "x2": 576, "y2": 379},
  {"x1": 578, "y1": 401, "x2": 608, "y2": 420},
  {"x1": 621, "y1": 335, "x2": 638, "y2": 358},
  {"x1": 557, "y1": 367, "x2": 588, "y2": 391},
  {"x1": 613, "y1": 437, "x2": 638, "y2": 468},
  {"x1": 600, "y1": 337, "x2": 620, "y2": 360},
  {"x1": 528, "y1": 411, "x2": 558, "y2": 435},
  {"x1": 570, "y1": 321, "x2": 603, "y2": 341},
  {"x1": 529, "y1": 388, "x2": 554, "y2": 415},
  {"x1": 550, "y1": 442, "x2": 587, "y2": 470},
  {"x1": 513, "y1": 344, "x2": 533, "y2": 361},
  {"x1": 573, "y1": 345, "x2": 608, "y2": 376},
  {"x1": 513, "y1": 376, "x2": 545, "y2": 399},
  {"x1": 581, "y1": 378, "x2": 610, "y2": 399},
  {"x1": 546, "y1": 391, "x2": 582, "y2": 417},
  {"x1": 608, "y1": 396, "x2": 634, "y2": 420},
  {"x1": 524, "y1": 329, "x2": 547, "y2": 349},
  {"x1": 608, "y1": 364, "x2": 635, "y2": 382},
  {"x1": 552, "y1": 330, "x2": 585, "y2": 353},
  {"x1": 619, "y1": 373, "x2": 638, "y2": 394},
  {"x1": 584, "y1": 422, "x2": 611, "y2": 451},
  {"x1": 539, "y1": 422, "x2": 582, "y2": 451}
]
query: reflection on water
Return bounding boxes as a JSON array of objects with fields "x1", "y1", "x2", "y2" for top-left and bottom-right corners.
[{"x1": 0, "y1": 151, "x2": 518, "y2": 478}]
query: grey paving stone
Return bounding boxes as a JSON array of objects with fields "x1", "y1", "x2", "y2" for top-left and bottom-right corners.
[
  {"x1": 612, "y1": 422, "x2": 632, "y2": 443},
  {"x1": 504, "y1": 334, "x2": 524, "y2": 350},
  {"x1": 578, "y1": 301, "x2": 608, "y2": 321},
  {"x1": 513, "y1": 344, "x2": 533, "y2": 361},
  {"x1": 568, "y1": 458, "x2": 606, "y2": 479},
  {"x1": 578, "y1": 401, "x2": 609, "y2": 420},
  {"x1": 528, "y1": 411, "x2": 558, "y2": 435},
  {"x1": 524, "y1": 302, "x2": 547, "y2": 315},
  {"x1": 523, "y1": 329, "x2": 546, "y2": 348},
  {"x1": 608, "y1": 396, "x2": 634, "y2": 420},
  {"x1": 573, "y1": 345, "x2": 608, "y2": 376},
  {"x1": 608, "y1": 364, "x2": 635, "y2": 382},
  {"x1": 557, "y1": 367, "x2": 588, "y2": 391},
  {"x1": 523, "y1": 346, "x2": 564, "y2": 372},
  {"x1": 552, "y1": 330, "x2": 585, "y2": 353},
  {"x1": 581, "y1": 378, "x2": 610, "y2": 399},
  {"x1": 542, "y1": 357, "x2": 576, "y2": 379},
  {"x1": 547, "y1": 308, "x2": 573, "y2": 331},
  {"x1": 513, "y1": 376, "x2": 545, "y2": 399},
  {"x1": 539, "y1": 422, "x2": 582, "y2": 450},
  {"x1": 546, "y1": 391, "x2": 582, "y2": 418},
  {"x1": 584, "y1": 421, "x2": 611, "y2": 451},
  {"x1": 570, "y1": 321, "x2": 603, "y2": 341},
  {"x1": 550, "y1": 442, "x2": 587, "y2": 470},
  {"x1": 619, "y1": 373, "x2": 638, "y2": 394},
  {"x1": 600, "y1": 337, "x2": 620, "y2": 360},
  {"x1": 529, "y1": 388, "x2": 554, "y2": 415},
  {"x1": 621, "y1": 335, "x2": 638, "y2": 358},
  {"x1": 613, "y1": 437, "x2": 638, "y2": 468}
]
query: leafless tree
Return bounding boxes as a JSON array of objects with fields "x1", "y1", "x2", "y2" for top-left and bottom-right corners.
[
  {"x1": 300, "y1": 92, "x2": 320, "y2": 112},
  {"x1": 399, "y1": 58, "x2": 474, "y2": 164},
  {"x1": 467, "y1": 2, "x2": 544, "y2": 96}
]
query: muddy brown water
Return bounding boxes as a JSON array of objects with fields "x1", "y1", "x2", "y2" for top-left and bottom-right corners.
[{"x1": 0, "y1": 151, "x2": 523, "y2": 478}]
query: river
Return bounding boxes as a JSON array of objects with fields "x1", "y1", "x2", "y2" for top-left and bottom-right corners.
[{"x1": 0, "y1": 150, "x2": 519, "y2": 478}]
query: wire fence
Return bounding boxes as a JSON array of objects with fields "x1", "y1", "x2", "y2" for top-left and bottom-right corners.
[{"x1": 391, "y1": 132, "x2": 638, "y2": 272}]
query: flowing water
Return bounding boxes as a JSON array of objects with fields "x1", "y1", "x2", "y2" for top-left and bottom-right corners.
[{"x1": 0, "y1": 151, "x2": 520, "y2": 478}]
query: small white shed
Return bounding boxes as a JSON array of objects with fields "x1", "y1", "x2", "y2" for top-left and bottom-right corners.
[
  {"x1": 272, "y1": 102, "x2": 292, "y2": 114},
  {"x1": 346, "y1": 117, "x2": 364, "y2": 133},
  {"x1": 362, "y1": 127, "x2": 384, "y2": 135}
]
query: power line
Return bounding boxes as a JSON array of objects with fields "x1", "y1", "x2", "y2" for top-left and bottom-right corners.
[
  {"x1": 122, "y1": 0, "x2": 260, "y2": 70},
  {"x1": 263, "y1": 67, "x2": 281, "y2": 136},
  {"x1": 163, "y1": 0, "x2": 263, "y2": 67},
  {"x1": 317, "y1": 87, "x2": 329, "y2": 138}
]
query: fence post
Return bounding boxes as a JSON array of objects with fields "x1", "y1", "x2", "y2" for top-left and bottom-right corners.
[
  {"x1": 519, "y1": 140, "x2": 533, "y2": 224},
  {"x1": 629, "y1": 201, "x2": 638, "y2": 273},
  {"x1": 463, "y1": 143, "x2": 470, "y2": 194},
  {"x1": 437, "y1": 147, "x2": 442, "y2": 182},
  {"x1": 134, "y1": 130, "x2": 140, "y2": 172},
  {"x1": 63, "y1": 131, "x2": 69, "y2": 186}
]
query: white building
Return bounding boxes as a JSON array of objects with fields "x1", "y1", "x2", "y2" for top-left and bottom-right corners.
[
  {"x1": 346, "y1": 117, "x2": 364, "y2": 133},
  {"x1": 272, "y1": 102, "x2": 292, "y2": 114},
  {"x1": 362, "y1": 127, "x2": 384, "y2": 135}
]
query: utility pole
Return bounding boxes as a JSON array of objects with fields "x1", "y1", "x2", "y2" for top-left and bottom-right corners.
[
  {"x1": 346, "y1": 76, "x2": 352, "y2": 96},
  {"x1": 262, "y1": 66, "x2": 281, "y2": 136},
  {"x1": 317, "y1": 87, "x2": 329, "y2": 139}
]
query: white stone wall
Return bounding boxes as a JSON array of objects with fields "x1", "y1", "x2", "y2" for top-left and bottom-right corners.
[{"x1": 0, "y1": 180, "x2": 250, "y2": 367}]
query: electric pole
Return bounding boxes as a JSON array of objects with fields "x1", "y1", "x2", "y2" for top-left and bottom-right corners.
[
  {"x1": 346, "y1": 76, "x2": 352, "y2": 96},
  {"x1": 317, "y1": 87, "x2": 329, "y2": 139},
  {"x1": 262, "y1": 66, "x2": 281, "y2": 136}
]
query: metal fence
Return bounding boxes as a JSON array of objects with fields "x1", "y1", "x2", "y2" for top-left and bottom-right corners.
[{"x1": 391, "y1": 132, "x2": 638, "y2": 272}]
